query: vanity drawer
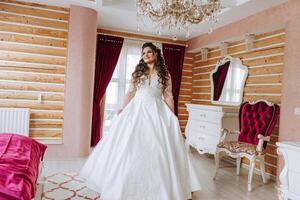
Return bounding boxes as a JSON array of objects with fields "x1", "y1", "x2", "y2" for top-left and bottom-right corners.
[
  {"x1": 188, "y1": 131, "x2": 220, "y2": 153},
  {"x1": 189, "y1": 109, "x2": 222, "y2": 123},
  {"x1": 188, "y1": 119, "x2": 221, "y2": 136},
  {"x1": 186, "y1": 130, "x2": 200, "y2": 147},
  {"x1": 198, "y1": 134, "x2": 220, "y2": 148}
]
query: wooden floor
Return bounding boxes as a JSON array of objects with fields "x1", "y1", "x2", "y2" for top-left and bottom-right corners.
[
  {"x1": 44, "y1": 151, "x2": 279, "y2": 200},
  {"x1": 190, "y1": 153, "x2": 278, "y2": 200}
]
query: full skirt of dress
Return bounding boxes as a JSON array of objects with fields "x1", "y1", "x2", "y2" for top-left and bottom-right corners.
[{"x1": 80, "y1": 96, "x2": 201, "y2": 200}]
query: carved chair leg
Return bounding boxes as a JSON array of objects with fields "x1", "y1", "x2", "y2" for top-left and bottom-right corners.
[
  {"x1": 259, "y1": 156, "x2": 267, "y2": 183},
  {"x1": 248, "y1": 158, "x2": 256, "y2": 192},
  {"x1": 213, "y1": 149, "x2": 221, "y2": 180},
  {"x1": 236, "y1": 156, "x2": 241, "y2": 175}
]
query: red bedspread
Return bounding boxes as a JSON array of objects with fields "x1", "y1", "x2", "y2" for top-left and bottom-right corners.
[{"x1": 0, "y1": 134, "x2": 47, "y2": 200}]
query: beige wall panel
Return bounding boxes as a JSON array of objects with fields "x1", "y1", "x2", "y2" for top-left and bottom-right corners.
[
  {"x1": 30, "y1": 130, "x2": 62, "y2": 138},
  {"x1": 194, "y1": 66, "x2": 214, "y2": 74},
  {"x1": 1, "y1": 0, "x2": 69, "y2": 12},
  {"x1": 179, "y1": 90, "x2": 192, "y2": 96},
  {"x1": 0, "y1": 92, "x2": 64, "y2": 101},
  {"x1": 180, "y1": 82, "x2": 192, "y2": 86},
  {"x1": 255, "y1": 29, "x2": 285, "y2": 39},
  {"x1": 183, "y1": 59, "x2": 193, "y2": 65},
  {"x1": 243, "y1": 95, "x2": 281, "y2": 104},
  {"x1": 181, "y1": 77, "x2": 192, "y2": 83},
  {"x1": 191, "y1": 100, "x2": 211, "y2": 105},
  {"x1": 196, "y1": 48, "x2": 284, "y2": 68},
  {"x1": 192, "y1": 87, "x2": 211, "y2": 93},
  {"x1": 0, "y1": 61, "x2": 65, "y2": 70},
  {"x1": 243, "y1": 56, "x2": 284, "y2": 67},
  {"x1": 178, "y1": 96, "x2": 191, "y2": 102},
  {"x1": 265, "y1": 155, "x2": 277, "y2": 166},
  {"x1": 30, "y1": 121, "x2": 63, "y2": 128},
  {"x1": 178, "y1": 102, "x2": 189, "y2": 108},
  {"x1": 30, "y1": 112, "x2": 63, "y2": 119},
  {"x1": 0, "y1": 71, "x2": 65, "y2": 83},
  {"x1": 178, "y1": 54, "x2": 194, "y2": 133},
  {"x1": 246, "y1": 75, "x2": 282, "y2": 84},
  {"x1": 0, "y1": 101, "x2": 64, "y2": 110},
  {"x1": 0, "y1": 13, "x2": 68, "y2": 29},
  {"x1": 0, "y1": 33, "x2": 67, "y2": 47},
  {"x1": 182, "y1": 70, "x2": 192, "y2": 76},
  {"x1": 178, "y1": 107, "x2": 188, "y2": 113},
  {"x1": 0, "y1": 66, "x2": 66, "y2": 74},
  {"x1": 269, "y1": 134, "x2": 279, "y2": 144},
  {"x1": 193, "y1": 80, "x2": 210, "y2": 86},
  {"x1": 0, "y1": 52, "x2": 66, "y2": 65},
  {"x1": 178, "y1": 116, "x2": 188, "y2": 121},
  {"x1": 244, "y1": 85, "x2": 282, "y2": 93},
  {"x1": 249, "y1": 65, "x2": 283, "y2": 75},
  {"x1": 193, "y1": 73, "x2": 210, "y2": 80},
  {"x1": 238, "y1": 47, "x2": 284, "y2": 60},
  {"x1": 0, "y1": 3, "x2": 69, "y2": 21},
  {"x1": 191, "y1": 94, "x2": 211, "y2": 100},
  {"x1": 0, "y1": 82, "x2": 65, "y2": 92},
  {"x1": 0, "y1": 22, "x2": 68, "y2": 39},
  {"x1": 0, "y1": 42, "x2": 67, "y2": 57}
]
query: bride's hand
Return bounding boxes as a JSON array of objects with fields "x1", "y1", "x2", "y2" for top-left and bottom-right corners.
[{"x1": 117, "y1": 109, "x2": 123, "y2": 115}]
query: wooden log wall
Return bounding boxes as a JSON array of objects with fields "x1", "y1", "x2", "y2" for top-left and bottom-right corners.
[
  {"x1": 0, "y1": 0, "x2": 69, "y2": 141},
  {"x1": 189, "y1": 29, "x2": 285, "y2": 176},
  {"x1": 178, "y1": 53, "x2": 193, "y2": 132}
]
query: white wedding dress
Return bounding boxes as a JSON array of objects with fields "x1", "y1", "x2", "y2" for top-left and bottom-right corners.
[{"x1": 80, "y1": 73, "x2": 201, "y2": 200}]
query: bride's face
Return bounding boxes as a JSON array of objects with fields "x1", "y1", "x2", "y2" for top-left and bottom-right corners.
[{"x1": 142, "y1": 47, "x2": 156, "y2": 64}]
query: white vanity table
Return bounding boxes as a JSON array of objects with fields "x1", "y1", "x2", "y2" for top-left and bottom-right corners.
[
  {"x1": 185, "y1": 56, "x2": 247, "y2": 155},
  {"x1": 185, "y1": 104, "x2": 239, "y2": 155},
  {"x1": 277, "y1": 142, "x2": 300, "y2": 200}
]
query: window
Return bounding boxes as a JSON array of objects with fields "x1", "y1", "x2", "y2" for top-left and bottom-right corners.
[{"x1": 103, "y1": 40, "x2": 161, "y2": 135}]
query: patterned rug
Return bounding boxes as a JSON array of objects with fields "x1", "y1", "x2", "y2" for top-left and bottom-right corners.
[{"x1": 42, "y1": 172, "x2": 100, "y2": 200}]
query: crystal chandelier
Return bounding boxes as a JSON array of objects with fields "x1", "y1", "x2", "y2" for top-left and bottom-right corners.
[{"x1": 136, "y1": 0, "x2": 221, "y2": 38}]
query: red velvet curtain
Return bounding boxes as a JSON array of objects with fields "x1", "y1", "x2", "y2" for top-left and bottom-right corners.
[
  {"x1": 91, "y1": 34, "x2": 123, "y2": 146},
  {"x1": 212, "y1": 61, "x2": 230, "y2": 101},
  {"x1": 162, "y1": 44, "x2": 185, "y2": 116}
]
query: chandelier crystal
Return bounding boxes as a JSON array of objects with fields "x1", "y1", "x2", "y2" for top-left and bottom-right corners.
[{"x1": 136, "y1": 0, "x2": 222, "y2": 38}]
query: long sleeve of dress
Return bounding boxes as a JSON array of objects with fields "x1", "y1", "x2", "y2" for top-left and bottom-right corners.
[
  {"x1": 122, "y1": 81, "x2": 137, "y2": 109},
  {"x1": 163, "y1": 75, "x2": 174, "y2": 113}
]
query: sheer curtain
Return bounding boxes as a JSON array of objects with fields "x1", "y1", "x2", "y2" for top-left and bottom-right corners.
[{"x1": 103, "y1": 39, "x2": 162, "y2": 135}]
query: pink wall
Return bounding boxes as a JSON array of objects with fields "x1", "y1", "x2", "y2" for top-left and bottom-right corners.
[
  {"x1": 45, "y1": 5, "x2": 97, "y2": 158},
  {"x1": 277, "y1": 5, "x2": 300, "y2": 175},
  {"x1": 187, "y1": 0, "x2": 300, "y2": 176},
  {"x1": 187, "y1": 1, "x2": 294, "y2": 51}
]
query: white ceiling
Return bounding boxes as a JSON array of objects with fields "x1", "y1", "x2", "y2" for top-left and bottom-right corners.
[{"x1": 23, "y1": 0, "x2": 288, "y2": 41}]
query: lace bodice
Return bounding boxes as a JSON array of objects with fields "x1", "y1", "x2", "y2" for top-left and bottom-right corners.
[
  {"x1": 122, "y1": 72, "x2": 174, "y2": 112},
  {"x1": 127, "y1": 73, "x2": 173, "y2": 100}
]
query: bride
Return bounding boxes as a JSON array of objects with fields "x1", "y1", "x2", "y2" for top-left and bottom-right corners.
[{"x1": 80, "y1": 42, "x2": 201, "y2": 200}]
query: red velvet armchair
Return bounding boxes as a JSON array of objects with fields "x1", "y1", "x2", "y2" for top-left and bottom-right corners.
[{"x1": 213, "y1": 100, "x2": 280, "y2": 191}]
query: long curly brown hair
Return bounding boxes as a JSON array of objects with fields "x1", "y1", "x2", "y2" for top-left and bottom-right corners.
[{"x1": 132, "y1": 42, "x2": 169, "y2": 91}]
